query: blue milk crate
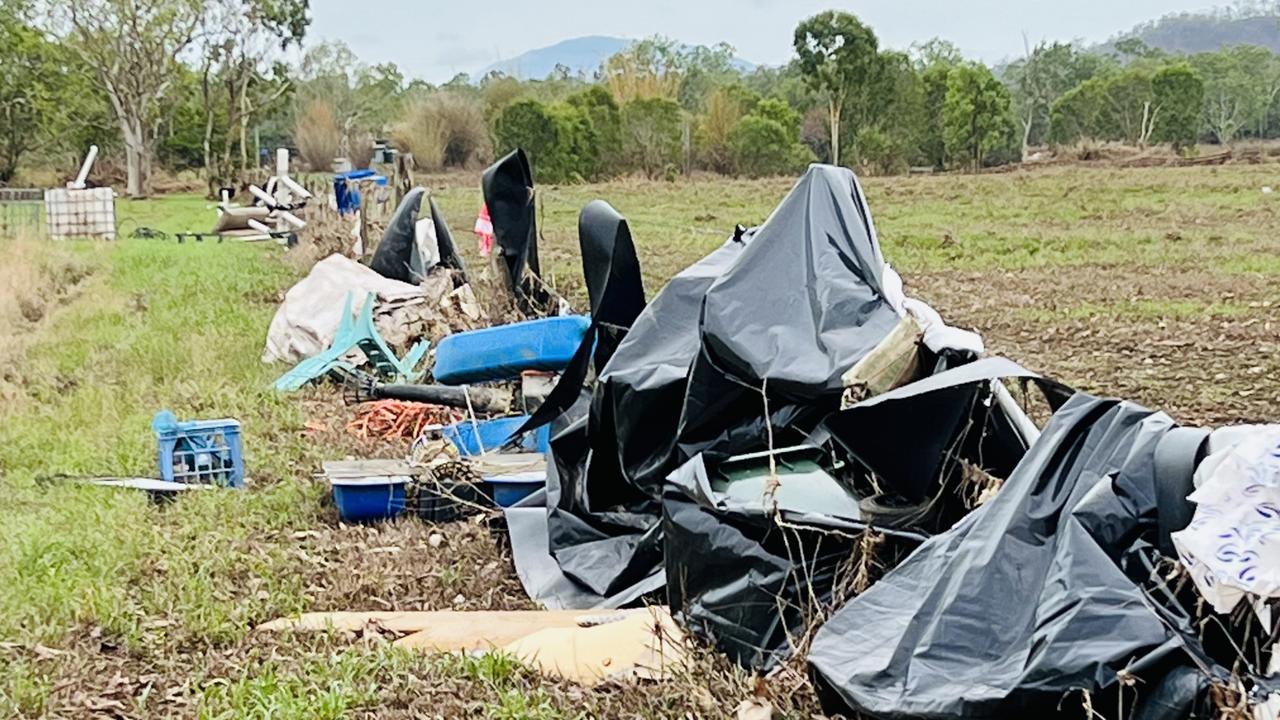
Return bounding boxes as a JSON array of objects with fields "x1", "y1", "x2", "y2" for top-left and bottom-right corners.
[{"x1": 152, "y1": 410, "x2": 245, "y2": 488}]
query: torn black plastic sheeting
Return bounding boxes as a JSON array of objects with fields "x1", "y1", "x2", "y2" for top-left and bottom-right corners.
[{"x1": 808, "y1": 392, "x2": 1260, "y2": 719}]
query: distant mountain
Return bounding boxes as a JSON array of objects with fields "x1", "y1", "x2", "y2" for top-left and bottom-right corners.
[
  {"x1": 479, "y1": 35, "x2": 757, "y2": 80},
  {"x1": 1102, "y1": 10, "x2": 1280, "y2": 55}
]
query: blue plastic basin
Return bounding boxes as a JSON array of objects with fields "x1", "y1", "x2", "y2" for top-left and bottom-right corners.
[
  {"x1": 485, "y1": 474, "x2": 546, "y2": 507},
  {"x1": 443, "y1": 416, "x2": 550, "y2": 458},
  {"x1": 433, "y1": 316, "x2": 590, "y2": 385},
  {"x1": 331, "y1": 478, "x2": 407, "y2": 523}
]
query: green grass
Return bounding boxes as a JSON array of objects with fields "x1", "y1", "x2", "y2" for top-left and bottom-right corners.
[
  {"x1": 113, "y1": 193, "x2": 213, "y2": 237},
  {"x1": 198, "y1": 646, "x2": 414, "y2": 720},
  {"x1": 0, "y1": 237, "x2": 331, "y2": 653},
  {"x1": 1, "y1": 164, "x2": 1278, "y2": 716}
]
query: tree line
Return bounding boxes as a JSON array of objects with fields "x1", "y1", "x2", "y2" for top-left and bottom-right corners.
[{"x1": 6, "y1": 1, "x2": 1280, "y2": 196}]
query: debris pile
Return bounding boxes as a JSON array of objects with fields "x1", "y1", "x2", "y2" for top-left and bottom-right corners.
[{"x1": 253, "y1": 153, "x2": 1280, "y2": 718}]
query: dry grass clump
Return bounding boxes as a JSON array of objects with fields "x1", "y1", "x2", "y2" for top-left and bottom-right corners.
[
  {"x1": 0, "y1": 237, "x2": 94, "y2": 397},
  {"x1": 295, "y1": 98, "x2": 344, "y2": 172},
  {"x1": 0, "y1": 238, "x2": 92, "y2": 333},
  {"x1": 392, "y1": 93, "x2": 492, "y2": 172}
]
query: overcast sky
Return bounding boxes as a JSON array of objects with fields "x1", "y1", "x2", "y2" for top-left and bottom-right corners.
[{"x1": 308, "y1": 0, "x2": 1237, "y2": 83}]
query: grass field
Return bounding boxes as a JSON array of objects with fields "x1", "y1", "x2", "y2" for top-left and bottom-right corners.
[{"x1": 0, "y1": 164, "x2": 1278, "y2": 718}]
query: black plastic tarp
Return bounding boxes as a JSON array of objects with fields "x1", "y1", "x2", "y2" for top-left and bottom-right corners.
[
  {"x1": 808, "y1": 391, "x2": 1247, "y2": 719},
  {"x1": 513, "y1": 200, "x2": 646, "y2": 438},
  {"x1": 819, "y1": 357, "x2": 1067, "y2": 506},
  {"x1": 665, "y1": 358, "x2": 1052, "y2": 671},
  {"x1": 664, "y1": 450, "x2": 923, "y2": 671},
  {"x1": 481, "y1": 149, "x2": 544, "y2": 308},
  {"x1": 676, "y1": 165, "x2": 902, "y2": 467},
  {"x1": 541, "y1": 235, "x2": 751, "y2": 599},
  {"x1": 510, "y1": 164, "x2": 949, "y2": 610},
  {"x1": 369, "y1": 187, "x2": 464, "y2": 283}
]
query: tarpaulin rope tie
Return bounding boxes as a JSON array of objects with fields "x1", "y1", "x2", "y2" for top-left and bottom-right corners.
[{"x1": 462, "y1": 385, "x2": 485, "y2": 456}]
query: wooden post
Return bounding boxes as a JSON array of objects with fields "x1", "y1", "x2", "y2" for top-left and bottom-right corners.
[
  {"x1": 274, "y1": 148, "x2": 290, "y2": 233},
  {"x1": 358, "y1": 185, "x2": 370, "y2": 262}
]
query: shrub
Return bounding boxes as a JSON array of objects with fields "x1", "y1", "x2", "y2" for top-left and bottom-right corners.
[
  {"x1": 1153, "y1": 64, "x2": 1204, "y2": 150},
  {"x1": 750, "y1": 98, "x2": 802, "y2": 137},
  {"x1": 621, "y1": 97, "x2": 683, "y2": 178},
  {"x1": 566, "y1": 87, "x2": 621, "y2": 174},
  {"x1": 347, "y1": 131, "x2": 376, "y2": 169},
  {"x1": 494, "y1": 99, "x2": 599, "y2": 183},
  {"x1": 729, "y1": 115, "x2": 811, "y2": 177},
  {"x1": 857, "y1": 127, "x2": 910, "y2": 175},
  {"x1": 696, "y1": 88, "x2": 743, "y2": 174}
]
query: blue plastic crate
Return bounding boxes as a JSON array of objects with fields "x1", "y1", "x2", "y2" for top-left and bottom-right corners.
[
  {"x1": 433, "y1": 316, "x2": 590, "y2": 385},
  {"x1": 152, "y1": 410, "x2": 245, "y2": 488},
  {"x1": 442, "y1": 416, "x2": 550, "y2": 457}
]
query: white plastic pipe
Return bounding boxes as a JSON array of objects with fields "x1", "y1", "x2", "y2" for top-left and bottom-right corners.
[
  {"x1": 246, "y1": 219, "x2": 274, "y2": 235},
  {"x1": 275, "y1": 148, "x2": 290, "y2": 206},
  {"x1": 69, "y1": 145, "x2": 99, "y2": 189},
  {"x1": 276, "y1": 209, "x2": 306, "y2": 229},
  {"x1": 248, "y1": 185, "x2": 277, "y2": 207},
  {"x1": 279, "y1": 174, "x2": 313, "y2": 200},
  {"x1": 993, "y1": 380, "x2": 1041, "y2": 447}
]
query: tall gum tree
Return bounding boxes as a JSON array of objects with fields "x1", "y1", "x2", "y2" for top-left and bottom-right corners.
[
  {"x1": 62, "y1": 0, "x2": 202, "y2": 198},
  {"x1": 793, "y1": 10, "x2": 879, "y2": 166}
]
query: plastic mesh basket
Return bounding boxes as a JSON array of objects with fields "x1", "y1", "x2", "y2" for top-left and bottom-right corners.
[{"x1": 152, "y1": 411, "x2": 244, "y2": 488}]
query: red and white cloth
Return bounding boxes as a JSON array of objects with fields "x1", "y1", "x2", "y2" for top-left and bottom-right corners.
[{"x1": 474, "y1": 203, "x2": 495, "y2": 257}]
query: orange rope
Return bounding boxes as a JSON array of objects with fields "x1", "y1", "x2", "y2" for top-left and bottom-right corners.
[{"x1": 346, "y1": 400, "x2": 461, "y2": 440}]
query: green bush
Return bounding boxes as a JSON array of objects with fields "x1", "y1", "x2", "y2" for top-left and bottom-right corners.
[
  {"x1": 1153, "y1": 64, "x2": 1204, "y2": 149},
  {"x1": 621, "y1": 97, "x2": 683, "y2": 178},
  {"x1": 493, "y1": 99, "x2": 600, "y2": 183},
  {"x1": 729, "y1": 115, "x2": 811, "y2": 177},
  {"x1": 856, "y1": 127, "x2": 910, "y2": 175},
  {"x1": 566, "y1": 86, "x2": 621, "y2": 174},
  {"x1": 750, "y1": 98, "x2": 802, "y2": 137}
]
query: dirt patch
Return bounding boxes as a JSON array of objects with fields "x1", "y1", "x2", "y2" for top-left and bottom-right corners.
[
  {"x1": 911, "y1": 265, "x2": 1280, "y2": 425},
  {"x1": 294, "y1": 518, "x2": 534, "y2": 613}
]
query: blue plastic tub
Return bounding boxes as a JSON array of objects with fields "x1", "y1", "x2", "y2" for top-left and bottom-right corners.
[
  {"x1": 485, "y1": 473, "x2": 547, "y2": 507},
  {"x1": 331, "y1": 478, "x2": 408, "y2": 523},
  {"x1": 433, "y1": 316, "x2": 590, "y2": 385},
  {"x1": 442, "y1": 416, "x2": 550, "y2": 458},
  {"x1": 152, "y1": 410, "x2": 244, "y2": 488}
]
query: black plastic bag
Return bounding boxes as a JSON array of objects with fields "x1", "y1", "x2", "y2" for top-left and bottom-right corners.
[
  {"x1": 369, "y1": 188, "x2": 464, "y2": 283},
  {"x1": 482, "y1": 149, "x2": 545, "y2": 309},
  {"x1": 809, "y1": 392, "x2": 1236, "y2": 719}
]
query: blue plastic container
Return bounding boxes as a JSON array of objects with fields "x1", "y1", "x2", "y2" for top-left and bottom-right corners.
[
  {"x1": 334, "y1": 170, "x2": 388, "y2": 216},
  {"x1": 152, "y1": 411, "x2": 244, "y2": 488},
  {"x1": 485, "y1": 474, "x2": 546, "y2": 507},
  {"x1": 433, "y1": 316, "x2": 590, "y2": 385},
  {"x1": 331, "y1": 478, "x2": 408, "y2": 523},
  {"x1": 442, "y1": 416, "x2": 550, "y2": 458}
]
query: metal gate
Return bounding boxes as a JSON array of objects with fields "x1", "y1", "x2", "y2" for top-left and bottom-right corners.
[{"x1": 0, "y1": 188, "x2": 43, "y2": 237}]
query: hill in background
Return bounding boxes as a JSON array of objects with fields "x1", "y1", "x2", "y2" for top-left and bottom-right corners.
[
  {"x1": 1104, "y1": 8, "x2": 1280, "y2": 55},
  {"x1": 480, "y1": 35, "x2": 756, "y2": 79}
]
